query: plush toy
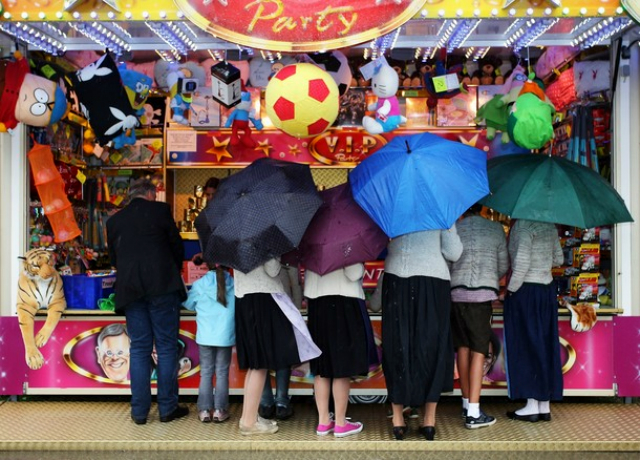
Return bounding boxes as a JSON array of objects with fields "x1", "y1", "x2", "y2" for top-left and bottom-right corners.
[
  {"x1": 460, "y1": 65, "x2": 472, "y2": 86},
  {"x1": 111, "y1": 65, "x2": 153, "y2": 149},
  {"x1": 154, "y1": 60, "x2": 205, "y2": 91},
  {"x1": 421, "y1": 51, "x2": 464, "y2": 109},
  {"x1": 476, "y1": 94, "x2": 510, "y2": 143},
  {"x1": 472, "y1": 57, "x2": 503, "y2": 86},
  {"x1": 67, "y1": 54, "x2": 139, "y2": 146},
  {"x1": 495, "y1": 65, "x2": 527, "y2": 110},
  {"x1": 17, "y1": 248, "x2": 67, "y2": 370},
  {"x1": 167, "y1": 68, "x2": 193, "y2": 125},
  {"x1": 0, "y1": 52, "x2": 68, "y2": 132},
  {"x1": 362, "y1": 63, "x2": 406, "y2": 135},
  {"x1": 224, "y1": 85, "x2": 263, "y2": 148},
  {"x1": 507, "y1": 74, "x2": 556, "y2": 150}
]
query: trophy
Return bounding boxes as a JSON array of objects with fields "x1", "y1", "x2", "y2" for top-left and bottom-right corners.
[{"x1": 180, "y1": 185, "x2": 207, "y2": 232}]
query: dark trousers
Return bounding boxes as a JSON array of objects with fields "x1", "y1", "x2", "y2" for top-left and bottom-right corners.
[{"x1": 126, "y1": 291, "x2": 182, "y2": 419}]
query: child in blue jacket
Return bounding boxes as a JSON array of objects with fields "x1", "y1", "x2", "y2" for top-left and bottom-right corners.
[{"x1": 183, "y1": 263, "x2": 235, "y2": 423}]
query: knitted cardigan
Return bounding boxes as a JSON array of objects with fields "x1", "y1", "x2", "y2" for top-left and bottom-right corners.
[
  {"x1": 450, "y1": 215, "x2": 509, "y2": 292},
  {"x1": 507, "y1": 219, "x2": 564, "y2": 292},
  {"x1": 384, "y1": 226, "x2": 462, "y2": 280}
]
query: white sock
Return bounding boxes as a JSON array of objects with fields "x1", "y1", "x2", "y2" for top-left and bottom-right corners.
[
  {"x1": 462, "y1": 397, "x2": 469, "y2": 410},
  {"x1": 538, "y1": 400, "x2": 550, "y2": 414},
  {"x1": 515, "y1": 398, "x2": 539, "y2": 416},
  {"x1": 467, "y1": 403, "x2": 480, "y2": 418}
]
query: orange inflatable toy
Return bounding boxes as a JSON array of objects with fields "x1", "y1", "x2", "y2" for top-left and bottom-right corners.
[{"x1": 28, "y1": 142, "x2": 82, "y2": 243}]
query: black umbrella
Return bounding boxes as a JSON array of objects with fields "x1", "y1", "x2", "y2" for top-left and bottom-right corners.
[{"x1": 198, "y1": 158, "x2": 322, "y2": 273}]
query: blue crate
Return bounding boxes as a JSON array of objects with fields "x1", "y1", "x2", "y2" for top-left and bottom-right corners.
[
  {"x1": 62, "y1": 274, "x2": 116, "y2": 310},
  {"x1": 183, "y1": 240, "x2": 202, "y2": 261}
]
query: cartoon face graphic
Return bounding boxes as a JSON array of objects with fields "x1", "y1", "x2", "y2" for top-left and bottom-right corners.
[
  {"x1": 95, "y1": 327, "x2": 130, "y2": 382},
  {"x1": 15, "y1": 74, "x2": 67, "y2": 128},
  {"x1": 120, "y1": 66, "x2": 153, "y2": 110}
]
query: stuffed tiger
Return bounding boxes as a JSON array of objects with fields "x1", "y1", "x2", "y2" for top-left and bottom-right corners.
[{"x1": 17, "y1": 248, "x2": 66, "y2": 370}]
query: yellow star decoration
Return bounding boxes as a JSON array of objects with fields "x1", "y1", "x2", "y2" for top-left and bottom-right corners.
[
  {"x1": 206, "y1": 137, "x2": 233, "y2": 162},
  {"x1": 459, "y1": 133, "x2": 479, "y2": 148},
  {"x1": 502, "y1": 0, "x2": 561, "y2": 9},
  {"x1": 288, "y1": 144, "x2": 301, "y2": 157},
  {"x1": 254, "y1": 140, "x2": 273, "y2": 157}
]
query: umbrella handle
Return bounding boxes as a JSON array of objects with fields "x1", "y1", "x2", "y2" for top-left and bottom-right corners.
[{"x1": 405, "y1": 140, "x2": 411, "y2": 154}]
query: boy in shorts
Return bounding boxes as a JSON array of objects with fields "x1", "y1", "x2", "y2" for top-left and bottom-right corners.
[{"x1": 450, "y1": 204, "x2": 509, "y2": 429}]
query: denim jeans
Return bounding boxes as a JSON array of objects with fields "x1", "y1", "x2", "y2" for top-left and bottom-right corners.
[
  {"x1": 260, "y1": 367, "x2": 292, "y2": 408},
  {"x1": 197, "y1": 345, "x2": 232, "y2": 412},
  {"x1": 125, "y1": 292, "x2": 181, "y2": 419}
]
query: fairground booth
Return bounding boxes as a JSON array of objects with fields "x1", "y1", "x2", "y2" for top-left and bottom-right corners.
[{"x1": 0, "y1": 0, "x2": 639, "y2": 399}]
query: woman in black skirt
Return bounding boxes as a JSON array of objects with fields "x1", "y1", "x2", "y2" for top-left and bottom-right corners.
[
  {"x1": 304, "y1": 263, "x2": 370, "y2": 438},
  {"x1": 382, "y1": 228, "x2": 462, "y2": 440},
  {"x1": 234, "y1": 258, "x2": 307, "y2": 435},
  {"x1": 504, "y1": 219, "x2": 564, "y2": 422}
]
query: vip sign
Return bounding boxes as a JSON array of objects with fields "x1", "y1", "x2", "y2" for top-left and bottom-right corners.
[{"x1": 175, "y1": 0, "x2": 426, "y2": 52}]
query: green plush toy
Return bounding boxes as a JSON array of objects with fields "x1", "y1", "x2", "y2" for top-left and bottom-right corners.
[
  {"x1": 476, "y1": 94, "x2": 510, "y2": 143},
  {"x1": 507, "y1": 74, "x2": 555, "y2": 150}
]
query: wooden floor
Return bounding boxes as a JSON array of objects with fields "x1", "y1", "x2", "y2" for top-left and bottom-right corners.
[{"x1": 0, "y1": 397, "x2": 638, "y2": 459}]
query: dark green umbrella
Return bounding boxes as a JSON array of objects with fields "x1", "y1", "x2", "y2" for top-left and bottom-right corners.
[{"x1": 480, "y1": 153, "x2": 633, "y2": 228}]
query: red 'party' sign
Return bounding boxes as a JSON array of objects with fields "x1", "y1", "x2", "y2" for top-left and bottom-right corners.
[{"x1": 174, "y1": 0, "x2": 425, "y2": 52}]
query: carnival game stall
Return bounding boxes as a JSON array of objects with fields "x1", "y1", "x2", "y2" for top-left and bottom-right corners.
[{"x1": 0, "y1": 0, "x2": 639, "y2": 399}]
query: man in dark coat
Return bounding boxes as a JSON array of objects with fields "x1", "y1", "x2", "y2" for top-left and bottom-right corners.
[{"x1": 107, "y1": 178, "x2": 188, "y2": 425}]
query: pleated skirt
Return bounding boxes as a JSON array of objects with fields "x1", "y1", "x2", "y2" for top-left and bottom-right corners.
[
  {"x1": 307, "y1": 295, "x2": 369, "y2": 379},
  {"x1": 504, "y1": 282, "x2": 563, "y2": 401},
  {"x1": 381, "y1": 273, "x2": 454, "y2": 406},
  {"x1": 235, "y1": 293, "x2": 300, "y2": 370}
]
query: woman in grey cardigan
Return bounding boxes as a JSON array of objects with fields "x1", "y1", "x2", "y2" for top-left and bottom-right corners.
[
  {"x1": 504, "y1": 219, "x2": 564, "y2": 423},
  {"x1": 382, "y1": 227, "x2": 462, "y2": 441}
]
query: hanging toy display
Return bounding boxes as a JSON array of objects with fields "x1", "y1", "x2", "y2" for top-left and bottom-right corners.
[
  {"x1": 28, "y1": 141, "x2": 82, "y2": 243},
  {"x1": 361, "y1": 58, "x2": 406, "y2": 135},
  {"x1": 265, "y1": 63, "x2": 339, "y2": 138},
  {"x1": 67, "y1": 54, "x2": 139, "y2": 146},
  {"x1": 421, "y1": 49, "x2": 465, "y2": 109},
  {"x1": 224, "y1": 82, "x2": 263, "y2": 148},
  {"x1": 110, "y1": 64, "x2": 153, "y2": 149},
  {"x1": 476, "y1": 94, "x2": 511, "y2": 143},
  {"x1": 0, "y1": 51, "x2": 68, "y2": 133},
  {"x1": 507, "y1": 73, "x2": 556, "y2": 150}
]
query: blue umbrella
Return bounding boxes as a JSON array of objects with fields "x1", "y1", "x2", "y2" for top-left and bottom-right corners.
[{"x1": 350, "y1": 132, "x2": 489, "y2": 238}]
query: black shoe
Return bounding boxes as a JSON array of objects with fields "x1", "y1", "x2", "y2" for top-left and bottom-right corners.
[
  {"x1": 275, "y1": 404, "x2": 294, "y2": 420},
  {"x1": 392, "y1": 425, "x2": 407, "y2": 441},
  {"x1": 258, "y1": 404, "x2": 275, "y2": 419},
  {"x1": 465, "y1": 411, "x2": 496, "y2": 429},
  {"x1": 419, "y1": 426, "x2": 436, "y2": 441},
  {"x1": 506, "y1": 411, "x2": 539, "y2": 423},
  {"x1": 539, "y1": 413, "x2": 552, "y2": 422},
  {"x1": 131, "y1": 415, "x2": 147, "y2": 425},
  {"x1": 461, "y1": 408, "x2": 468, "y2": 419},
  {"x1": 160, "y1": 405, "x2": 189, "y2": 423}
]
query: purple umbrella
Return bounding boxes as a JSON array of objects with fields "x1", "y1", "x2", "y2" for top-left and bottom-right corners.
[{"x1": 299, "y1": 183, "x2": 388, "y2": 276}]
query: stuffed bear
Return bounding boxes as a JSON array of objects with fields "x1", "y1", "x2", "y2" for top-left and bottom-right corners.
[
  {"x1": 362, "y1": 63, "x2": 406, "y2": 135},
  {"x1": 472, "y1": 57, "x2": 502, "y2": 86}
]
